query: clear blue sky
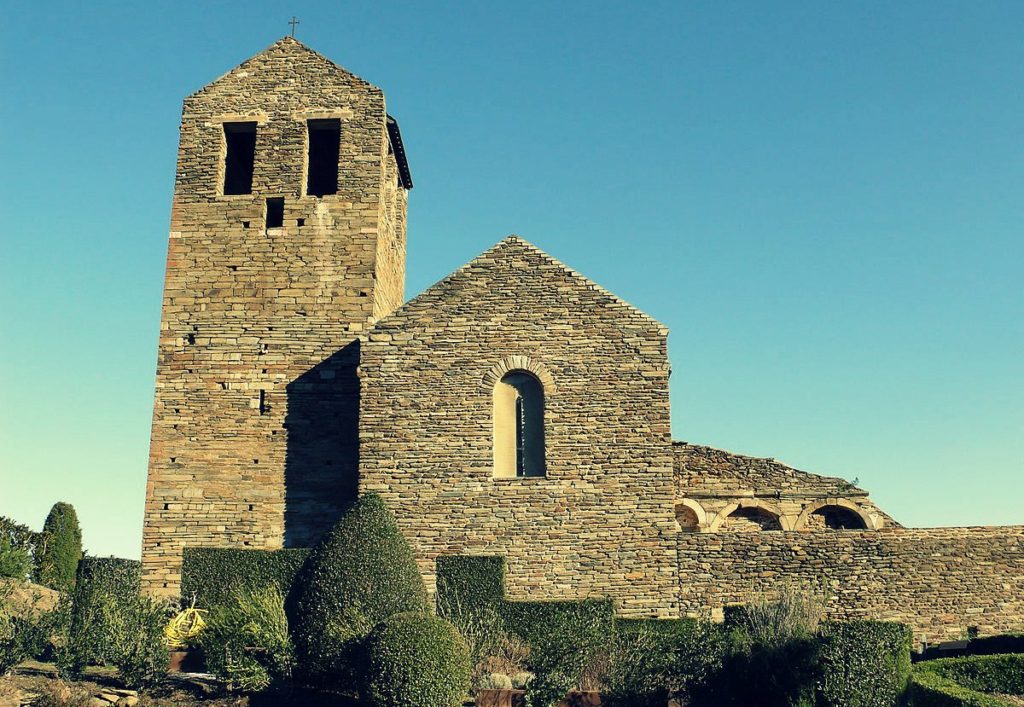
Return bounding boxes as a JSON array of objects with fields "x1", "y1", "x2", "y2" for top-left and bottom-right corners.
[{"x1": 1, "y1": 1, "x2": 1021, "y2": 559}]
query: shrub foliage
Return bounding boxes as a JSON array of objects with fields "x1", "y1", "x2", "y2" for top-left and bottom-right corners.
[
  {"x1": 0, "y1": 517, "x2": 36, "y2": 581},
  {"x1": 199, "y1": 585, "x2": 295, "y2": 693},
  {"x1": 363, "y1": 611, "x2": 471, "y2": 707},
  {"x1": 181, "y1": 547, "x2": 309, "y2": 611},
  {"x1": 61, "y1": 557, "x2": 141, "y2": 675},
  {"x1": 817, "y1": 620, "x2": 912, "y2": 707},
  {"x1": 34, "y1": 503, "x2": 83, "y2": 593},
  {"x1": 287, "y1": 493, "x2": 429, "y2": 686}
]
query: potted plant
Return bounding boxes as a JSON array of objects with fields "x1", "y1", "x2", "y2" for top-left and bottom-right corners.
[{"x1": 164, "y1": 600, "x2": 206, "y2": 672}]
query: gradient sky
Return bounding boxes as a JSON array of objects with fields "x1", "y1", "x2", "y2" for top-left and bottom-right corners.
[{"x1": 1, "y1": 1, "x2": 1021, "y2": 559}]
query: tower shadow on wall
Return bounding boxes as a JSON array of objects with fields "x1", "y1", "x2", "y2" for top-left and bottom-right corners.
[{"x1": 283, "y1": 339, "x2": 360, "y2": 548}]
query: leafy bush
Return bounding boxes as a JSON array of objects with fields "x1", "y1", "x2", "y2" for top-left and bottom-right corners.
[
  {"x1": 917, "y1": 654, "x2": 1024, "y2": 697},
  {"x1": 476, "y1": 673, "x2": 513, "y2": 690},
  {"x1": 698, "y1": 588, "x2": 826, "y2": 707},
  {"x1": 181, "y1": 547, "x2": 309, "y2": 611},
  {"x1": 99, "y1": 593, "x2": 170, "y2": 689},
  {"x1": 363, "y1": 611, "x2": 471, "y2": 707},
  {"x1": 33, "y1": 503, "x2": 83, "y2": 592},
  {"x1": 504, "y1": 600, "x2": 613, "y2": 707},
  {"x1": 198, "y1": 585, "x2": 295, "y2": 693},
  {"x1": 287, "y1": 493, "x2": 428, "y2": 687},
  {"x1": 602, "y1": 618, "x2": 725, "y2": 707},
  {"x1": 906, "y1": 668, "x2": 1014, "y2": 706},
  {"x1": 60, "y1": 557, "x2": 141, "y2": 674},
  {"x1": 817, "y1": 620, "x2": 912, "y2": 707},
  {"x1": 0, "y1": 517, "x2": 40, "y2": 583}
]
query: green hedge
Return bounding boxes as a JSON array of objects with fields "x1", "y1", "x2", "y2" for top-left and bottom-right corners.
[
  {"x1": 906, "y1": 669, "x2": 1014, "y2": 706},
  {"x1": 817, "y1": 620, "x2": 912, "y2": 707},
  {"x1": 180, "y1": 547, "x2": 309, "y2": 610},
  {"x1": 62, "y1": 557, "x2": 141, "y2": 674},
  {"x1": 915, "y1": 654, "x2": 1024, "y2": 697}
]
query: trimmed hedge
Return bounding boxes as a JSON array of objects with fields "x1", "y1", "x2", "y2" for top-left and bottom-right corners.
[
  {"x1": 916, "y1": 654, "x2": 1024, "y2": 696},
  {"x1": 288, "y1": 493, "x2": 429, "y2": 687},
  {"x1": 817, "y1": 620, "x2": 912, "y2": 707},
  {"x1": 61, "y1": 557, "x2": 141, "y2": 674},
  {"x1": 180, "y1": 547, "x2": 310, "y2": 610},
  {"x1": 435, "y1": 554, "x2": 615, "y2": 707},
  {"x1": 906, "y1": 669, "x2": 1014, "y2": 706},
  {"x1": 364, "y1": 612, "x2": 471, "y2": 707}
]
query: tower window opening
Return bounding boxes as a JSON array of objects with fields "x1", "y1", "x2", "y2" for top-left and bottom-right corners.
[
  {"x1": 222, "y1": 122, "x2": 257, "y2": 195},
  {"x1": 494, "y1": 370, "x2": 546, "y2": 478},
  {"x1": 306, "y1": 118, "x2": 340, "y2": 197},
  {"x1": 266, "y1": 198, "x2": 284, "y2": 228}
]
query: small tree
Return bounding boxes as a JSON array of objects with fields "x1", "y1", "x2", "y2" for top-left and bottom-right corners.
[{"x1": 34, "y1": 503, "x2": 83, "y2": 593}]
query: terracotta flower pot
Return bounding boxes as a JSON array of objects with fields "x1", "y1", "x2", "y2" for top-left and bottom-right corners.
[
  {"x1": 475, "y1": 689, "x2": 526, "y2": 707},
  {"x1": 167, "y1": 649, "x2": 202, "y2": 673}
]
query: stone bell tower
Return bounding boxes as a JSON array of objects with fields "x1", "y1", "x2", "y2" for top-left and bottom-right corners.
[{"x1": 142, "y1": 37, "x2": 411, "y2": 595}]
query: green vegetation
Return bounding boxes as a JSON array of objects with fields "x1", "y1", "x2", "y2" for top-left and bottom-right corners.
[
  {"x1": 907, "y1": 654, "x2": 1024, "y2": 706},
  {"x1": 33, "y1": 503, "x2": 83, "y2": 593},
  {"x1": 287, "y1": 493, "x2": 429, "y2": 687},
  {"x1": 60, "y1": 557, "x2": 141, "y2": 675},
  {"x1": 363, "y1": 611, "x2": 471, "y2": 707},
  {"x1": 198, "y1": 585, "x2": 295, "y2": 692},
  {"x1": 817, "y1": 620, "x2": 913, "y2": 707},
  {"x1": 0, "y1": 517, "x2": 36, "y2": 581},
  {"x1": 180, "y1": 546, "x2": 310, "y2": 611}
]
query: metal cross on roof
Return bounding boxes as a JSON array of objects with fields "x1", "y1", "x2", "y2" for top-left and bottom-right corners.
[{"x1": 289, "y1": 16, "x2": 300, "y2": 37}]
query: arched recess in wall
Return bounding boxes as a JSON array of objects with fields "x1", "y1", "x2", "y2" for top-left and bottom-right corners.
[
  {"x1": 675, "y1": 498, "x2": 707, "y2": 532},
  {"x1": 709, "y1": 500, "x2": 790, "y2": 532},
  {"x1": 491, "y1": 361, "x2": 548, "y2": 479},
  {"x1": 795, "y1": 499, "x2": 876, "y2": 531}
]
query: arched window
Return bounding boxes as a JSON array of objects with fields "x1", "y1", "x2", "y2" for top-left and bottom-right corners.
[{"x1": 494, "y1": 370, "x2": 546, "y2": 478}]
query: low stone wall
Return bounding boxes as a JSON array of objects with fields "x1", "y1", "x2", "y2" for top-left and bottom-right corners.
[{"x1": 677, "y1": 526, "x2": 1024, "y2": 645}]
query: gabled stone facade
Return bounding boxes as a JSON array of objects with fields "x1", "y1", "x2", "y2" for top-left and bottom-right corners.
[{"x1": 358, "y1": 237, "x2": 678, "y2": 616}]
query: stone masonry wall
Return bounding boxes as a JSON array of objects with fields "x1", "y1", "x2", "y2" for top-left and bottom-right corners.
[
  {"x1": 142, "y1": 37, "x2": 407, "y2": 595},
  {"x1": 677, "y1": 526, "x2": 1024, "y2": 644},
  {"x1": 359, "y1": 237, "x2": 680, "y2": 617}
]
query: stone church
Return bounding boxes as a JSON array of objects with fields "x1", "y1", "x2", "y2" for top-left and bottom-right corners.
[{"x1": 143, "y1": 38, "x2": 1022, "y2": 640}]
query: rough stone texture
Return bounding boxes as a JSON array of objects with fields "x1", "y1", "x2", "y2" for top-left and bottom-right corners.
[
  {"x1": 677, "y1": 526, "x2": 1024, "y2": 644},
  {"x1": 359, "y1": 237, "x2": 679, "y2": 617},
  {"x1": 142, "y1": 37, "x2": 408, "y2": 595},
  {"x1": 673, "y1": 442, "x2": 898, "y2": 532}
]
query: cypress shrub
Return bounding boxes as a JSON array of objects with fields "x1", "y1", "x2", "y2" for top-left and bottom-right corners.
[
  {"x1": 34, "y1": 503, "x2": 83, "y2": 592},
  {"x1": 817, "y1": 620, "x2": 912, "y2": 707},
  {"x1": 363, "y1": 611, "x2": 471, "y2": 707},
  {"x1": 181, "y1": 547, "x2": 309, "y2": 610},
  {"x1": 287, "y1": 493, "x2": 428, "y2": 687}
]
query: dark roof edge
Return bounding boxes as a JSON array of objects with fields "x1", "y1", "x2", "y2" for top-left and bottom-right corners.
[{"x1": 386, "y1": 115, "x2": 413, "y2": 189}]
